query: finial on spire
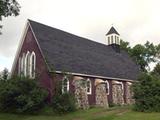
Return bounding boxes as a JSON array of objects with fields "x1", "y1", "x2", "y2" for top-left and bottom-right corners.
[{"x1": 105, "y1": 26, "x2": 121, "y2": 47}]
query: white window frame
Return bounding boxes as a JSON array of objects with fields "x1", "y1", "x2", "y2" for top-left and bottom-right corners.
[
  {"x1": 21, "y1": 53, "x2": 25, "y2": 75},
  {"x1": 24, "y1": 51, "x2": 30, "y2": 77},
  {"x1": 114, "y1": 81, "x2": 124, "y2": 95},
  {"x1": 29, "y1": 51, "x2": 36, "y2": 78},
  {"x1": 18, "y1": 57, "x2": 21, "y2": 75},
  {"x1": 87, "y1": 78, "x2": 92, "y2": 95},
  {"x1": 104, "y1": 80, "x2": 110, "y2": 95},
  {"x1": 62, "y1": 76, "x2": 69, "y2": 94}
]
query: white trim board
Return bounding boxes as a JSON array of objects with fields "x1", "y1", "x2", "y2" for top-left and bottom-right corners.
[{"x1": 53, "y1": 71, "x2": 135, "y2": 82}]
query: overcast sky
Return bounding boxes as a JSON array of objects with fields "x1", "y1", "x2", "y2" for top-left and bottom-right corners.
[{"x1": 0, "y1": 0, "x2": 160, "y2": 71}]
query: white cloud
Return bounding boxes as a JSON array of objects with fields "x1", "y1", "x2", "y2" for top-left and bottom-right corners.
[{"x1": 0, "y1": 0, "x2": 160, "y2": 71}]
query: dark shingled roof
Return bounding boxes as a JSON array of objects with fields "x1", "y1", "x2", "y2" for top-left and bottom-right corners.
[
  {"x1": 106, "y1": 26, "x2": 120, "y2": 35},
  {"x1": 29, "y1": 20, "x2": 140, "y2": 80}
]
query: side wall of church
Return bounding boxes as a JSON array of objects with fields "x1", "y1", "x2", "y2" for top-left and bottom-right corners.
[
  {"x1": 13, "y1": 26, "x2": 54, "y2": 100},
  {"x1": 13, "y1": 26, "x2": 134, "y2": 106},
  {"x1": 54, "y1": 74, "x2": 134, "y2": 108}
]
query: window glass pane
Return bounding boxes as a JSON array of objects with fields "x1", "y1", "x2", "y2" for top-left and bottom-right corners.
[
  {"x1": 87, "y1": 79, "x2": 91, "y2": 94},
  {"x1": 31, "y1": 54, "x2": 35, "y2": 77},
  {"x1": 105, "y1": 83, "x2": 109, "y2": 93},
  {"x1": 22, "y1": 54, "x2": 25, "y2": 74},
  {"x1": 26, "y1": 54, "x2": 30, "y2": 76},
  {"x1": 62, "y1": 77, "x2": 69, "y2": 93},
  {"x1": 18, "y1": 57, "x2": 21, "y2": 75}
]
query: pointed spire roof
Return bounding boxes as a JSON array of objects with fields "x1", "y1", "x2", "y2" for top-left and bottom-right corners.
[{"x1": 106, "y1": 26, "x2": 120, "y2": 35}]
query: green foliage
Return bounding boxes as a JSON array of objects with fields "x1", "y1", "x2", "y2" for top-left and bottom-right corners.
[
  {"x1": 52, "y1": 92, "x2": 76, "y2": 114},
  {"x1": 152, "y1": 63, "x2": 160, "y2": 76},
  {"x1": 0, "y1": 68, "x2": 9, "y2": 80},
  {"x1": 52, "y1": 78, "x2": 76, "y2": 114},
  {"x1": 132, "y1": 73, "x2": 160, "y2": 112},
  {"x1": 156, "y1": 44, "x2": 160, "y2": 58},
  {"x1": 120, "y1": 40, "x2": 158, "y2": 71},
  {"x1": 120, "y1": 40, "x2": 131, "y2": 53},
  {"x1": 108, "y1": 102, "x2": 116, "y2": 107},
  {"x1": 0, "y1": 0, "x2": 20, "y2": 34},
  {"x1": 1, "y1": 106, "x2": 160, "y2": 120},
  {"x1": 0, "y1": 0, "x2": 20, "y2": 19},
  {"x1": 0, "y1": 76, "x2": 48, "y2": 113}
]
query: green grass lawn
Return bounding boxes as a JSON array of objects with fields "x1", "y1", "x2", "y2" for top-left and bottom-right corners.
[{"x1": 0, "y1": 106, "x2": 160, "y2": 120}]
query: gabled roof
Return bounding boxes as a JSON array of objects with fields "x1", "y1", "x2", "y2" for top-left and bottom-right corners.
[
  {"x1": 29, "y1": 20, "x2": 140, "y2": 80},
  {"x1": 106, "y1": 26, "x2": 120, "y2": 35}
]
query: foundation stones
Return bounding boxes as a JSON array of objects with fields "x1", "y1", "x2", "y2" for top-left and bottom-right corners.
[{"x1": 73, "y1": 76, "x2": 89, "y2": 109}]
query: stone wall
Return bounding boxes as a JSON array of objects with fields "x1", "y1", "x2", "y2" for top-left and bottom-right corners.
[
  {"x1": 72, "y1": 76, "x2": 134, "y2": 109},
  {"x1": 95, "y1": 83, "x2": 109, "y2": 108},
  {"x1": 72, "y1": 76, "x2": 89, "y2": 109},
  {"x1": 112, "y1": 81, "x2": 124, "y2": 105},
  {"x1": 126, "y1": 82, "x2": 134, "y2": 104}
]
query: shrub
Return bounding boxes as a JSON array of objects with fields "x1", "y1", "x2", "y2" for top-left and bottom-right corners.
[
  {"x1": 108, "y1": 102, "x2": 116, "y2": 107},
  {"x1": 0, "y1": 76, "x2": 48, "y2": 113},
  {"x1": 52, "y1": 92, "x2": 76, "y2": 114},
  {"x1": 132, "y1": 73, "x2": 160, "y2": 112},
  {"x1": 0, "y1": 68, "x2": 9, "y2": 81}
]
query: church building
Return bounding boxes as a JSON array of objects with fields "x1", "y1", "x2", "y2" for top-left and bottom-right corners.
[{"x1": 11, "y1": 20, "x2": 140, "y2": 108}]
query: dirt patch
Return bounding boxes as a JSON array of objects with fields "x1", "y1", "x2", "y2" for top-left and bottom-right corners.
[
  {"x1": 92, "y1": 109, "x2": 120, "y2": 116},
  {"x1": 116, "y1": 109, "x2": 130, "y2": 116}
]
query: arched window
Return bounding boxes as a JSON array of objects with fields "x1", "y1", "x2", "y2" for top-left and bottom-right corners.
[
  {"x1": 24, "y1": 51, "x2": 30, "y2": 77},
  {"x1": 105, "y1": 80, "x2": 110, "y2": 95},
  {"x1": 62, "y1": 76, "x2": 69, "y2": 93},
  {"x1": 21, "y1": 53, "x2": 25, "y2": 75},
  {"x1": 87, "y1": 78, "x2": 92, "y2": 94},
  {"x1": 18, "y1": 57, "x2": 21, "y2": 75},
  {"x1": 30, "y1": 52, "x2": 36, "y2": 78}
]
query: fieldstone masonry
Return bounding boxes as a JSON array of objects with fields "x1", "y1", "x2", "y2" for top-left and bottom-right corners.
[
  {"x1": 72, "y1": 76, "x2": 89, "y2": 109},
  {"x1": 126, "y1": 82, "x2": 134, "y2": 104},
  {"x1": 112, "y1": 81, "x2": 124, "y2": 105},
  {"x1": 72, "y1": 77, "x2": 134, "y2": 109},
  {"x1": 95, "y1": 82, "x2": 109, "y2": 108}
]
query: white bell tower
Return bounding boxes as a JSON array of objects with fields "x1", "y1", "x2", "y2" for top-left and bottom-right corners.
[{"x1": 105, "y1": 26, "x2": 120, "y2": 45}]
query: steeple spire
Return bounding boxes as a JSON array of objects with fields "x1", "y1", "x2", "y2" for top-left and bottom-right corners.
[
  {"x1": 105, "y1": 26, "x2": 120, "y2": 45},
  {"x1": 106, "y1": 26, "x2": 120, "y2": 36}
]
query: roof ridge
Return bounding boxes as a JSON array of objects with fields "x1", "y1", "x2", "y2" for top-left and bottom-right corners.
[
  {"x1": 27, "y1": 19, "x2": 139, "y2": 80},
  {"x1": 28, "y1": 19, "x2": 110, "y2": 48}
]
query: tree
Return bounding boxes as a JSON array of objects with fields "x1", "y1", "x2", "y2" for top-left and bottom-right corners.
[
  {"x1": 152, "y1": 63, "x2": 160, "y2": 76},
  {"x1": 120, "y1": 40, "x2": 131, "y2": 53},
  {"x1": 120, "y1": 40, "x2": 158, "y2": 71},
  {"x1": 132, "y1": 73, "x2": 160, "y2": 112},
  {"x1": 131, "y1": 41, "x2": 157, "y2": 71},
  {"x1": 0, "y1": 68, "x2": 9, "y2": 80},
  {"x1": 0, "y1": 76, "x2": 48, "y2": 113},
  {"x1": 0, "y1": 0, "x2": 20, "y2": 34},
  {"x1": 156, "y1": 44, "x2": 160, "y2": 59}
]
